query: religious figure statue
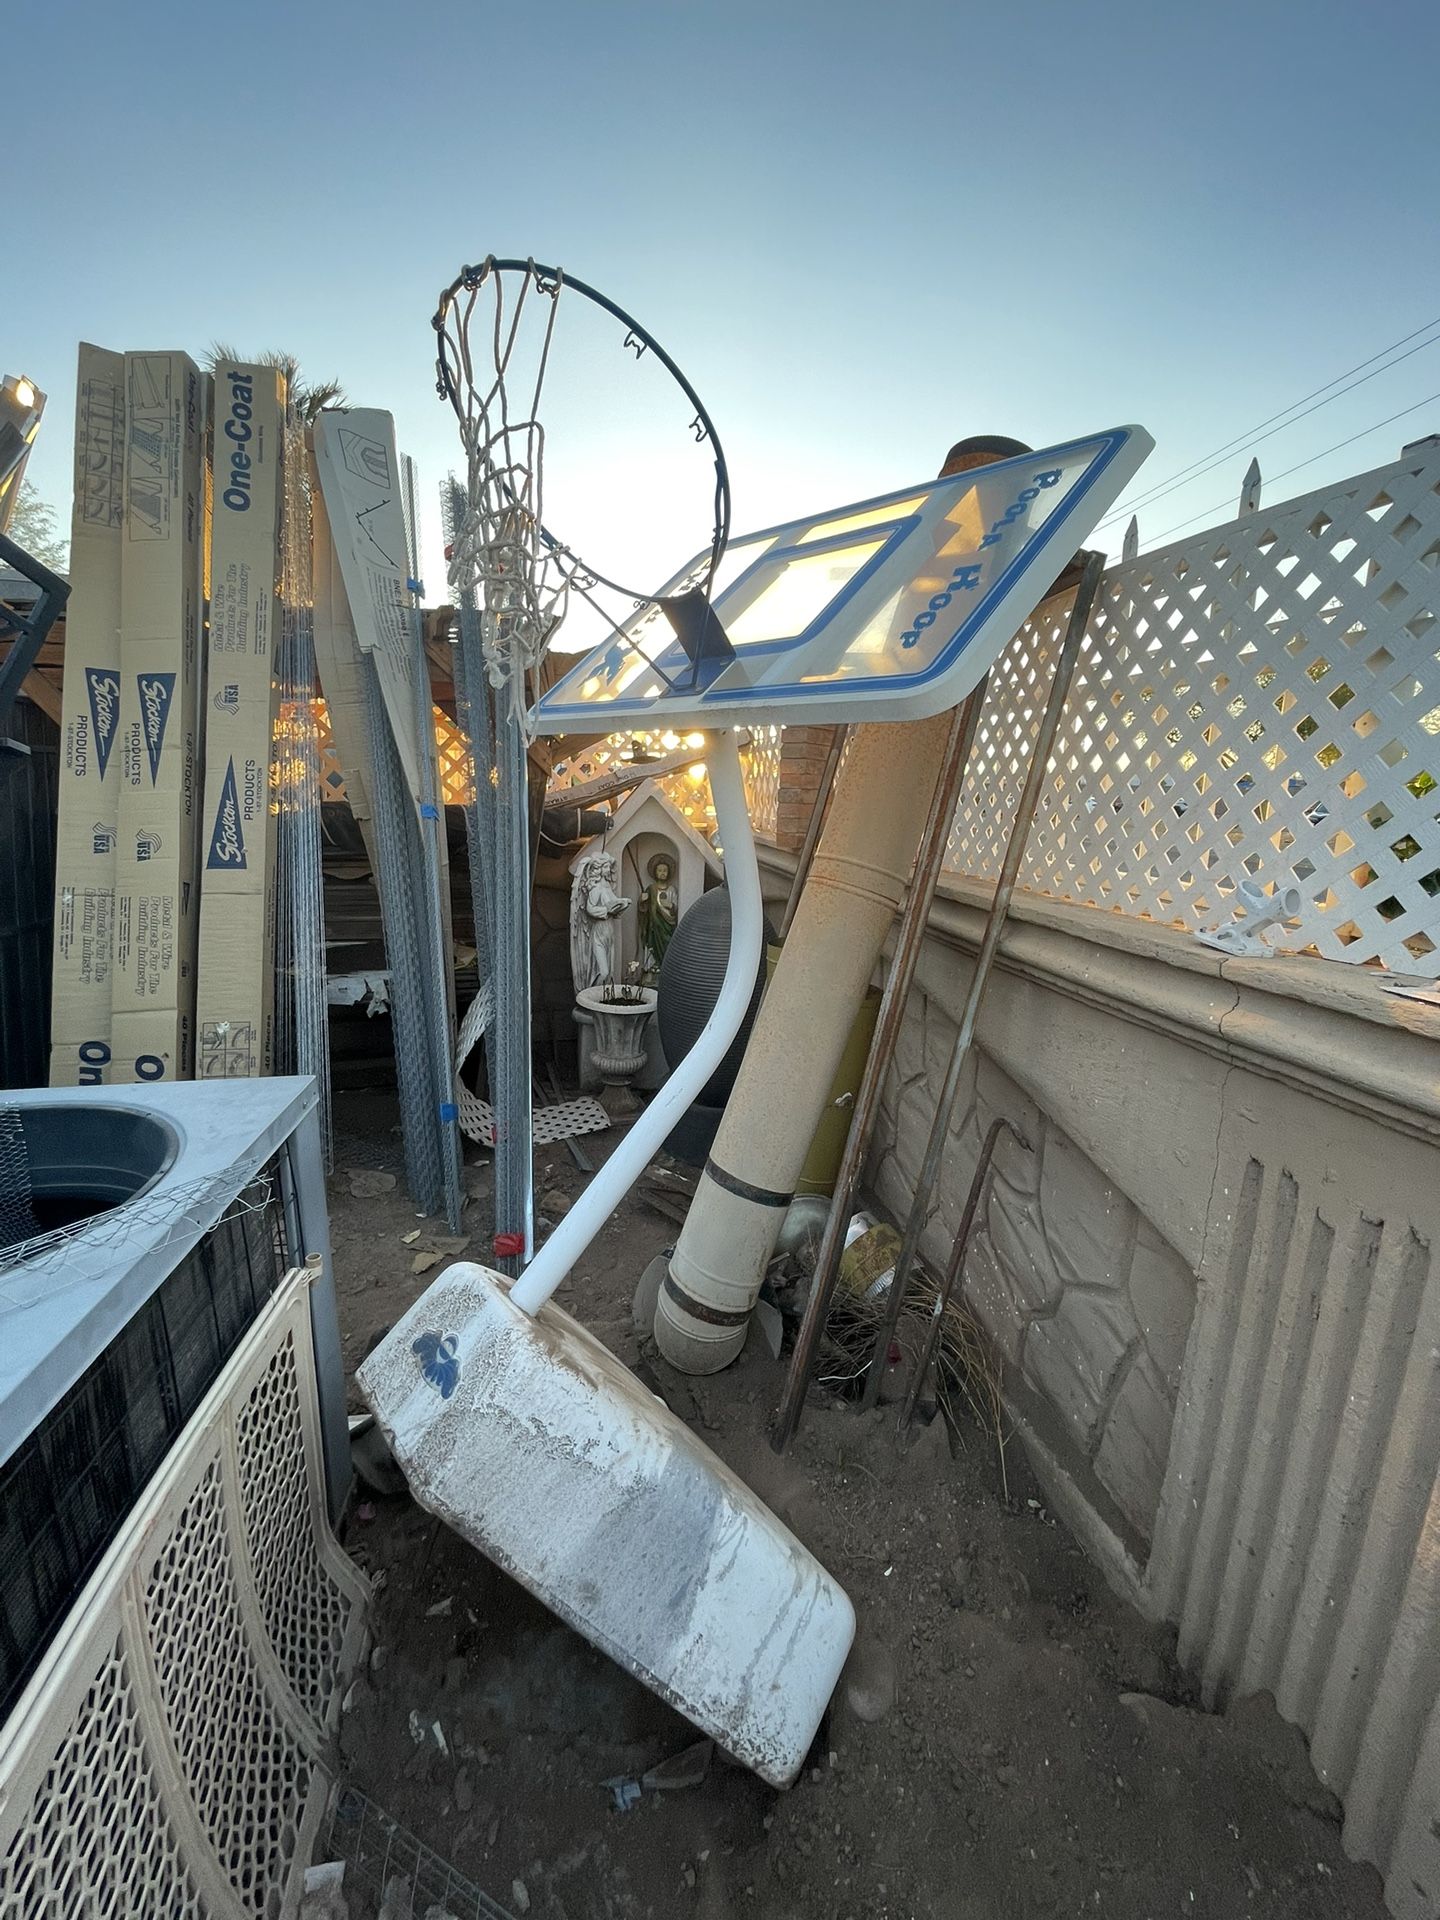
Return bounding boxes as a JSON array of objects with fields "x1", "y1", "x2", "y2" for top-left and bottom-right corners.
[
  {"x1": 570, "y1": 851, "x2": 631, "y2": 992},
  {"x1": 637, "y1": 852, "x2": 679, "y2": 982}
]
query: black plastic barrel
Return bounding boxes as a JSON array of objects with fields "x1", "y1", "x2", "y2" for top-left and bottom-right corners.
[{"x1": 655, "y1": 887, "x2": 774, "y2": 1164}]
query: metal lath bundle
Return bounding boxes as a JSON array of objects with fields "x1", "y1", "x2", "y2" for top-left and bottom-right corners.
[
  {"x1": 361, "y1": 655, "x2": 445, "y2": 1218},
  {"x1": 310, "y1": 409, "x2": 463, "y2": 1229},
  {"x1": 401, "y1": 456, "x2": 465, "y2": 1235},
  {"x1": 274, "y1": 410, "x2": 332, "y2": 1159},
  {"x1": 444, "y1": 476, "x2": 532, "y2": 1269}
]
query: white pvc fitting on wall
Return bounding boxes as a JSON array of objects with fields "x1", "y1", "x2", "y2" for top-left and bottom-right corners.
[
  {"x1": 655, "y1": 711, "x2": 954, "y2": 1373},
  {"x1": 509, "y1": 733, "x2": 762, "y2": 1317}
]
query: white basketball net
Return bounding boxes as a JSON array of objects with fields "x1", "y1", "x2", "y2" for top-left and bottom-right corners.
[{"x1": 438, "y1": 262, "x2": 573, "y2": 725}]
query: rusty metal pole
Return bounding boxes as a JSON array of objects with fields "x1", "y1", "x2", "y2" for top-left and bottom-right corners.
[
  {"x1": 771, "y1": 682, "x2": 987, "y2": 1450},
  {"x1": 858, "y1": 550, "x2": 1105, "y2": 1413},
  {"x1": 896, "y1": 1115, "x2": 1030, "y2": 1435}
]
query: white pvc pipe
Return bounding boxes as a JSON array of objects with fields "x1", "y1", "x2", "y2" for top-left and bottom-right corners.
[{"x1": 508, "y1": 731, "x2": 761, "y2": 1316}]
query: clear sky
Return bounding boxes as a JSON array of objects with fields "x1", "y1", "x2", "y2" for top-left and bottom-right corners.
[{"x1": 11, "y1": 0, "x2": 1440, "y2": 597}]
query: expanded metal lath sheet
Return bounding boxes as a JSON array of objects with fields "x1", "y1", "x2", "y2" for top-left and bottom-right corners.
[
  {"x1": 947, "y1": 445, "x2": 1440, "y2": 972},
  {"x1": 0, "y1": 1272, "x2": 370, "y2": 1918},
  {"x1": 363, "y1": 660, "x2": 444, "y2": 1217},
  {"x1": 275, "y1": 412, "x2": 332, "y2": 1162},
  {"x1": 316, "y1": 696, "x2": 471, "y2": 809}
]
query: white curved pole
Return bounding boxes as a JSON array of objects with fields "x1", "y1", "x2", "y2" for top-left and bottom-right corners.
[{"x1": 509, "y1": 730, "x2": 760, "y2": 1316}]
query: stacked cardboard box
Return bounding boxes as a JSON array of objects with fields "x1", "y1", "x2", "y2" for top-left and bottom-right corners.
[
  {"x1": 109, "y1": 351, "x2": 207, "y2": 1083},
  {"x1": 195, "y1": 363, "x2": 286, "y2": 1078},
  {"x1": 49, "y1": 345, "x2": 126, "y2": 1086}
]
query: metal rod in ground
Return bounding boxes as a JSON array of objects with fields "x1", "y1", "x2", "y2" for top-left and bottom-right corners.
[
  {"x1": 447, "y1": 477, "x2": 494, "y2": 974},
  {"x1": 777, "y1": 725, "x2": 849, "y2": 941},
  {"x1": 858, "y1": 550, "x2": 1106, "y2": 1412},
  {"x1": 362, "y1": 656, "x2": 444, "y2": 1216},
  {"x1": 453, "y1": 610, "x2": 495, "y2": 963},
  {"x1": 896, "y1": 1114, "x2": 1029, "y2": 1435},
  {"x1": 493, "y1": 702, "x2": 535, "y2": 1271},
  {"x1": 456, "y1": 606, "x2": 500, "y2": 1253},
  {"x1": 771, "y1": 683, "x2": 988, "y2": 1451}
]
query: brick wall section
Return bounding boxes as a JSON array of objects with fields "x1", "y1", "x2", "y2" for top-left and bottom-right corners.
[{"x1": 775, "y1": 725, "x2": 838, "y2": 851}]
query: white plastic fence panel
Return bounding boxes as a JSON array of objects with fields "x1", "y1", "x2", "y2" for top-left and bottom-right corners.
[
  {"x1": 0, "y1": 1270, "x2": 370, "y2": 1919},
  {"x1": 941, "y1": 444, "x2": 1440, "y2": 973}
]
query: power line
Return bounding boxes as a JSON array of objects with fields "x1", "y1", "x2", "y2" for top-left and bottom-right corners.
[
  {"x1": 1097, "y1": 315, "x2": 1440, "y2": 528},
  {"x1": 1134, "y1": 391, "x2": 1440, "y2": 550}
]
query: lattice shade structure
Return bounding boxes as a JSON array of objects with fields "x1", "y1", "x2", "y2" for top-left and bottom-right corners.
[
  {"x1": 309, "y1": 697, "x2": 471, "y2": 808},
  {"x1": 0, "y1": 1272, "x2": 369, "y2": 1918},
  {"x1": 947, "y1": 444, "x2": 1440, "y2": 972},
  {"x1": 546, "y1": 728, "x2": 772, "y2": 838},
  {"x1": 739, "y1": 724, "x2": 783, "y2": 840}
]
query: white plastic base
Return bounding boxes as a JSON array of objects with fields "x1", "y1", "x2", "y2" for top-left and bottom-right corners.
[{"x1": 357, "y1": 1262, "x2": 854, "y2": 1786}]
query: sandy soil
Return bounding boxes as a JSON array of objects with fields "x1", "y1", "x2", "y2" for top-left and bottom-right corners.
[{"x1": 323, "y1": 1091, "x2": 1388, "y2": 1920}]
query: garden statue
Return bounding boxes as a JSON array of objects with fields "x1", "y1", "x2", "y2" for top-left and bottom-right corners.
[
  {"x1": 570, "y1": 851, "x2": 630, "y2": 992},
  {"x1": 637, "y1": 852, "x2": 680, "y2": 981}
]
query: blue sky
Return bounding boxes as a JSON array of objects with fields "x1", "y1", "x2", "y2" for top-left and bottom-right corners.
[{"x1": 12, "y1": 0, "x2": 1440, "y2": 593}]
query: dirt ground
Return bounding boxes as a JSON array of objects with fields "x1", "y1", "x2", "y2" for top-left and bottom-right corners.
[{"x1": 323, "y1": 1090, "x2": 1388, "y2": 1920}]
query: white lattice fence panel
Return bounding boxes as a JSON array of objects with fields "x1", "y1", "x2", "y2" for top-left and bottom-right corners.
[
  {"x1": 0, "y1": 1272, "x2": 370, "y2": 1919},
  {"x1": 741, "y1": 723, "x2": 783, "y2": 838},
  {"x1": 310, "y1": 697, "x2": 471, "y2": 807},
  {"x1": 948, "y1": 445, "x2": 1440, "y2": 972}
]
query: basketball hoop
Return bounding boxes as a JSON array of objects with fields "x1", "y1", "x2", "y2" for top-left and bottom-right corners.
[{"x1": 434, "y1": 256, "x2": 731, "y2": 726}]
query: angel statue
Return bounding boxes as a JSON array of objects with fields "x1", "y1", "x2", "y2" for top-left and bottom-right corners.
[
  {"x1": 637, "y1": 852, "x2": 679, "y2": 982},
  {"x1": 570, "y1": 851, "x2": 631, "y2": 992}
]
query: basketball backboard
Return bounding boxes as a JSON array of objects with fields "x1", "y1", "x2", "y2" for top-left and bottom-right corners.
[{"x1": 535, "y1": 426, "x2": 1151, "y2": 732}]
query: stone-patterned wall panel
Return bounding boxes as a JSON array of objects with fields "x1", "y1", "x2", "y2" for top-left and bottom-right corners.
[{"x1": 870, "y1": 990, "x2": 1193, "y2": 1543}]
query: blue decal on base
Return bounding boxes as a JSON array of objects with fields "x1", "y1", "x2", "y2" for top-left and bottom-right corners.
[{"x1": 413, "y1": 1331, "x2": 460, "y2": 1399}]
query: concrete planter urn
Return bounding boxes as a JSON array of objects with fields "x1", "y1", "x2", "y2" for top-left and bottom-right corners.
[{"x1": 575, "y1": 985, "x2": 659, "y2": 1115}]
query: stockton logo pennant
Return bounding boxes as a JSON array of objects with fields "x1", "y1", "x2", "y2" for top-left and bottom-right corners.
[
  {"x1": 206, "y1": 759, "x2": 247, "y2": 870},
  {"x1": 137, "y1": 672, "x2": 176, "y2": 784},
  {"x1": 84, "y1": 668, "x2": 121, "y2": 778}
]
